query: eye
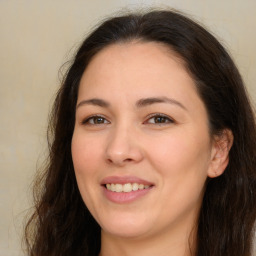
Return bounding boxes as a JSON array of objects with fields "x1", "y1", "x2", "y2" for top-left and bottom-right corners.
[
  {"x1": 145, "y1": 114, "x2": 174, "y2": 125},
  {"x1": 82, "y1": 115, "x2": 110, "y2": 125}
]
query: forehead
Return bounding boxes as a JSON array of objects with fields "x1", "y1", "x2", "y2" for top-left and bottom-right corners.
[
  {"x1": 80, "y1": 42, "x2": 199, "y2": 101},
  {"x1": 84, "y1": 41, "x2": 186, "y2": 76},
  {"x1": 79, "y1": 41, "x2": 194, "y2": 94}
]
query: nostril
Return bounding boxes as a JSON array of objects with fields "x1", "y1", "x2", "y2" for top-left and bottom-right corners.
[
  {"x1": 106, "y1": 157, "x2": 133, "y2": 165},
  {"x1": 107, "y1": 159, "x2": 113, "y2": 163}
]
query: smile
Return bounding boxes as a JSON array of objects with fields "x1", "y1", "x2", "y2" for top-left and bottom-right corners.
[{"x1": 106, "y1": 183, "x2": 150, "y2": 193}]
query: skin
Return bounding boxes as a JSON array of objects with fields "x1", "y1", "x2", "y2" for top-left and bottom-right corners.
[{"x1": 71, "y1": 42, "x2": 231, "y2": 256}]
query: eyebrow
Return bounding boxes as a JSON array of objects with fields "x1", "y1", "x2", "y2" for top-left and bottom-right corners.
[
  {"x1": 76, "y1": 96, "x2": 187, "y2": 111},
  {"x1": 136, "y1": 97, "x2": 187, "y2": 110},
  {"x1": 76, "y1": 98, "x2": 110, "y2": 109}
]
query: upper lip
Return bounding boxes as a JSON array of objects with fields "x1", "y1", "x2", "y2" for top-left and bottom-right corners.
[{"x1": 101, "y1": 176, "x2": 154, "y2": 186}]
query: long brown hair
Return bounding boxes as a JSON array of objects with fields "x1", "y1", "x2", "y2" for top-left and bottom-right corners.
[{"x1": 25, "y1": 9, "x2": 256, "y2": 256}]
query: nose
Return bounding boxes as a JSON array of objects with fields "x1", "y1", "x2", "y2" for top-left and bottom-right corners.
[{"x1": 105, "y1": 124, "x2": 143, "y2": 166}]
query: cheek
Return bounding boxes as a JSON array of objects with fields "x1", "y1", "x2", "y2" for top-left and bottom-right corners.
[
  {"x1": 71, "y1": 133, "x2": 103, "y2": 176},
  {"x1": 71, "y1": 133, "x2": 104, "y2": 208},
  {"x1": 146, "y1": 128, "x2": 211, "y2": 182},
  {"x1": 149, "y1": 132, "x2": 210, "y2": 210}
]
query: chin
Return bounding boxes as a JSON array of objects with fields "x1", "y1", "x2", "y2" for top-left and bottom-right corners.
[{"x1": 99, "y1": 214, "x2": 152, "y2": 239}]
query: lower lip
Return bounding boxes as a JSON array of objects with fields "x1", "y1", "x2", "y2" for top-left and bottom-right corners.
[{"x1": 102, "y1": 186, "x2": 153, "y2": 204}]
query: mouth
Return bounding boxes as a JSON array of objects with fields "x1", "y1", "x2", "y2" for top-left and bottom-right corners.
[
  {"x1": 104, "y1": 183, "x2": 152, "y2": 193},
  {"x1": 101, "y1": 176, "x2": 154, "y2": 203}
]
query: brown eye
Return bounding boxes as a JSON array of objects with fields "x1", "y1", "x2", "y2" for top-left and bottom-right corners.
[
  {"x1": 147, "y1": 114, "x2": 174, "y2": 124},
  {"x1": 93, "y1": 117, "x2": 105, "y2": 124},
  {"x1": 154, "y1": 116, "x2": 168, "y2": 123},
  {"x1": 82, "y1": 115, "x2": 109, "y2": 125}
]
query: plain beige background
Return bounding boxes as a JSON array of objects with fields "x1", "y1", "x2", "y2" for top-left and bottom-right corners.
[{"x1": 1, "y1": 0, "x2": 255, "y2": 255}]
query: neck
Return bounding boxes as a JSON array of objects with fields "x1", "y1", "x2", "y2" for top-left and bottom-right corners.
[{"x1": 99, "y1": 222, "x2": 197, "y2": 256}]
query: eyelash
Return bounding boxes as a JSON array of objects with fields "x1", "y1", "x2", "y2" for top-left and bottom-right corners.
[
  {"x1": 81, "y1": 113, "x2": 175, "y2": 126},
  {"x1": 81, "y1": 115, "x2": 109, "y2": 125},
  {"x1": 144, "y1": 113, "x2": 174, "y2": 125}
]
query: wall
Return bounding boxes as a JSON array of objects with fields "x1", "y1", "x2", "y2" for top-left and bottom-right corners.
[{"x1": 0, "y1": 0, "x2": 255, "y2": 255}]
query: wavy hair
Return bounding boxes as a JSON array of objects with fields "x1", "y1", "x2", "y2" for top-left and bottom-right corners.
[{"x1": 24, "y1": 9, "x2": 256, "y2": 256}]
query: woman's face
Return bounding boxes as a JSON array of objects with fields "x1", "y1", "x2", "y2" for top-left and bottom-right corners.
[{"x1": 72, "y1": 42, "x2": 216, "y2": 240}]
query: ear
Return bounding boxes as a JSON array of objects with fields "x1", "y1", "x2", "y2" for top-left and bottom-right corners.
[{"x1": 207, "y1": 129, "x2": 233, "y2": 178}]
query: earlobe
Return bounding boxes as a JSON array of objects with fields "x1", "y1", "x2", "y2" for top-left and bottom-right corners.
[{"x1": 207, "y1": 129, "x2": 234, "y2": 178}]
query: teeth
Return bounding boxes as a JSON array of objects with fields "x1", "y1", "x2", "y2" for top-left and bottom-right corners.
[
  {"x1": 110, "y1": 183, "x2": 116, "y2": 192},
  {"x1": 123, "y1": 183, "x2": 132, "y2": 192},
  {"x1": 132, "y1": 183, "x2": 139, "y2": 191},
  {"x1": 138, "y1": 184, "x2": 144, "y2": 190},
  {"x1": 105, "y1": 183, "x2": 151, "y2": 192},
  {"x1": 115, "y1": 184, "x2": 123, "y2": 192}
]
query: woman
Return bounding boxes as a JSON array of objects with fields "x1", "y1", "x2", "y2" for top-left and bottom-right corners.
[{"x1": 25, "y1": 9, "x2": 256, "y2": 256}]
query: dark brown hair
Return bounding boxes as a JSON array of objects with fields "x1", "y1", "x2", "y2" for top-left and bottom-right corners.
[{"x1": 25, "y1": 9, "x2": 256, "y2": 256}]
